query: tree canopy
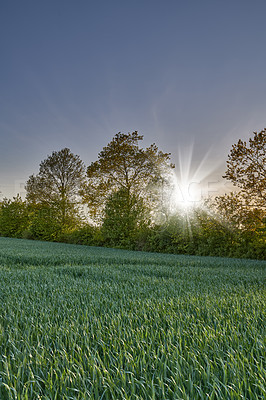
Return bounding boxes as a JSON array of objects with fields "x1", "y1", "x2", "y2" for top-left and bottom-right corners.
[
  {"x1": 83, "y1": 132, "x2": 174, "y2": 221},
  {"x1": 26, "y1": 148, "x2": 86, "y2": 229},
  {"x1": 209, "y1": 129, "x2": 266, "y2": 254},
  {"x1": 223, "y1": 129, "x2": 266, "y2": 208},
  {"x1": 0, "y1": 195, "x2": 30, "y2": 238}
]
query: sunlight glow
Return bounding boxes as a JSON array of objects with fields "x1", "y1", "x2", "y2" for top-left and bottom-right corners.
[
  {"x1": 172, "y1": 178, "x2": 202, "y2": 210},
  {"x1": 168, "y1": 142, "x2": 222, "y2": 213}
]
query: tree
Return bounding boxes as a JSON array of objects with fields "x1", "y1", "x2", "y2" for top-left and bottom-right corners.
[
  {"x1": 223, "y1": 129, "x2": 266, "y2": 208},
  {"x1": 206, "y1": 192, "x2": 266, "y2": 259},
  {"x1": 102, "y1": 187, "x2": 148, "y2": 247},
  {"x1": 207, "y1": 129, "x2": 266, "y2": 259},
  {"x1": 26, "y1": 148, "x2": 86, "y2": 230},
  {"x1": 83, "y1": 132, "x2": 174, "y2": 222},
  {"x1": 29, "y1": 205, "x2": 64, "y2": 241},
  {"x1": 210, "y1": 192, "x2": 264, "y2": 231},
  {"x1": 0, "y1": 195, "x2": 31, "y2": 238}
]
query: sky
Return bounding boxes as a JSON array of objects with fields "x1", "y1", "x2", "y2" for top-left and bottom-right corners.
[{"x1": 1, "y1": 0, "x2": 266, "y2": 202}]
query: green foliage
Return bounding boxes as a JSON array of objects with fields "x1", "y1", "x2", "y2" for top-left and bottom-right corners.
[
  {"x1": 29, "y1": 205, "x2": 64, "y2": 241},
  {"x1": 102, "y1": 188, "x2": 149, "y2": 247},
  {"x1": 57, "y1": 224, "x2": 103, "y2": 246},
  {"x1": 0, "y1": 238, "x2": 265, "y2": 399},
  {"x1": 26, "y1": 148, "x2": 86, "y2": 229},
  {"x1": 223, "y1": 129, "x2": 266, "y2": 207},
  {"x1": 83, "y1": 132, "x2": 174, "y2": 222},
  {"x1": 0, "y1": 195, "x2": 31, "y2": 238},
  {"x1": 132, "y1": 209, "x2": 265, "y2": 260},
  {"x1": 207, "y1": 192, "x2": 266, "y2": 259},
  {"x1": 205, "y1": 129, "x2": 266, "y2": 258},
  {"x1": 212, "y1": 192, "x2": 265, "y2": 231}
]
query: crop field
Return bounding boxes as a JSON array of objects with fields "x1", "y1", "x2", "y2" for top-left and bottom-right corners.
[{"x1": 0, "y1": 237, "x2": 265, "y2": 399}]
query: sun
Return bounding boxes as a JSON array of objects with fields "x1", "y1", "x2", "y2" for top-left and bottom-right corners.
[
  {"x1": 172, "y1": 178, "x2": 202, "y2": 210},
  {"x1": 172, "y1": 173, "x2": 202, "y2": 211},
  {"x1": 167, "y1": 142, "x2": 221, "y2": 213}
]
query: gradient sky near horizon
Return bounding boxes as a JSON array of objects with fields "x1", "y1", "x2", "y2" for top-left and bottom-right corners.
[{"x1": 1, "y1": 0, "x2": 266, "y2": 200}]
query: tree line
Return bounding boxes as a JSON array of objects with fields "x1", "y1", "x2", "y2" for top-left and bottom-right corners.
[{"x1": 0, "y1": 130, "x2": 265, "y2": 259}]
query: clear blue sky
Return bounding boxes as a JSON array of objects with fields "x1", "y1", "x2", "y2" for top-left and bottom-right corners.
[{"x1": 1, "y1": 0, "x2": 266, "y2": 199}]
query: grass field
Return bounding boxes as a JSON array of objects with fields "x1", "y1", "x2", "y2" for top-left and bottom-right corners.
[{"x1": 0, "y1": 237, "x2": 265, "y2": 399}]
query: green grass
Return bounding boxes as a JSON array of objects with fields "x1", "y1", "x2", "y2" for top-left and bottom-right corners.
[{"x1": 0, "y1": 237, "x2": 265, "y2": 399}]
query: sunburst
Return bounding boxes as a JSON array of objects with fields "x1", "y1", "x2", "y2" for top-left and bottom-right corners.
[{"x1": 168, "y1": 142, "x2": 222, "y2": 213}]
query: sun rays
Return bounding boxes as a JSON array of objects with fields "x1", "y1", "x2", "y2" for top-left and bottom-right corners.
[
  {"x1": 168, "y1": 142, "x2": 224, "y2": 213},
  {"x1": 157, "y1": 141, "x2": 239, "y2": 243}
]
